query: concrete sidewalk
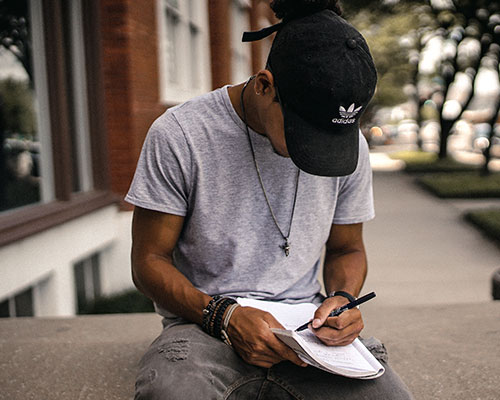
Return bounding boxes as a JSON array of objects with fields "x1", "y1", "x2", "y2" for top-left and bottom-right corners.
[
  {"x1": 362, "y1": 171, "x2": 500, "y2": 308},
  {"x1": 359, "y1": 170, "x2": 500, "y2": 399}
]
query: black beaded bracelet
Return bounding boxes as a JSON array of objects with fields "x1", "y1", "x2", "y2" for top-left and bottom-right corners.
[
  {"x1": 209, "y1": 298, "x2": 227, "y2": 336},
  {"x1": 202, "y1": 295, "x2": 222, "y2": 335},
  {"x1": 202, "y1": 296, "x2": 237, "y2": 340}
]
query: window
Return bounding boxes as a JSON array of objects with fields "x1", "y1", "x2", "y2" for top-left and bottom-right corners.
[
  {"x1": 157, "y1": 0, "x2": 211, "y2": 103},
  {"x1": 74, "y1": 252, "x2": 101, "y2": 314},
  {"x1": 0, "y1": 0, "x2": 115, "y2": 247},
  {"x1": 0, "y1": 286, "x2": 34, "y2": 318},
  {"x1": 0, "y1": 1, "x2": 44, "y2": 212},
  {"x1": 231, "y1": 0, "x2": 252, "y2": 84},
  {"x1": 165, "y1": 3, "x2": 180, "y2": 84},
  {"x1": 0, "y1": 0, "x2": 94, "y2": 212}
]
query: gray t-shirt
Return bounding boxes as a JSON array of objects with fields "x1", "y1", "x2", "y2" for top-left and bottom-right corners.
[{"x1": 126, "y1": 86, "x2": 374, "y2": 315}]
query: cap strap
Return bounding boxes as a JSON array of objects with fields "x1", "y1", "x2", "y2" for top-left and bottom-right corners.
[{"x1": 242, "y1": 22, "x2": 283, "y2": 42}]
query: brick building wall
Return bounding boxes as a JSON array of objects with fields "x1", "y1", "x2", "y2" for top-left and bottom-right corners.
[
  {"x1": 249, "y1": 0, "x2": 277, "y2": 73},
  {"x1": 100, "y1": 1, "x2": 275, "y2": 203},
  {"x1": 100, "y1": 0, "x2": 165, "y2": 203},
  {"x1": 208, "y1": 0, "x2": 232, "y2": 89}
]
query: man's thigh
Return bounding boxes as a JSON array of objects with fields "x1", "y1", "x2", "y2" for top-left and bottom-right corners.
[
  {"x1": 135, "y1": 320, "x2": 413, "y2": 400},
  {"x1": 135, "y1": 319, "x2": 265, "y2": 400},
  {"x1": 267, "y1": 337, "x2": 414, "y2": 400}
]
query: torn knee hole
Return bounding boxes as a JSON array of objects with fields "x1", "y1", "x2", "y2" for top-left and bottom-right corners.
[{"x1": 158, "y1": 339, "x2": 190, "y2": 361}]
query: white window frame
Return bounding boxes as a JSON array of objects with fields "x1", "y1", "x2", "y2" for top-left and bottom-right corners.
[
  {"x1": 156, "y1": 0, "x2": 212, "y2": 104},
  {"x1": 30, "y1": 0, "x2": 55, "y2": 204},
  {"x1": 68, "y1": 0, "x2": 93, "y2": 192},
  {"x1": 231, "y1": 0, "x2": 252, "y2": 84}
]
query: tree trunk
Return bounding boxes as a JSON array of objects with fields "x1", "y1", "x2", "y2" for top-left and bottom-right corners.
[
  {"x1": 0, "y1": 94, "x2": 7, "y2": 210},
  {"x1": 438, "y1": 117, "x2": 455, "y2": 159},
  {"x1": 481, "y1": 104, "x2": 500, "y2": 176}
]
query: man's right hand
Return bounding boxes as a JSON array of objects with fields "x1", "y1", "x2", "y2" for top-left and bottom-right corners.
[{"x1": 226, "y1": 306, "x2": 308, "y2": 368}]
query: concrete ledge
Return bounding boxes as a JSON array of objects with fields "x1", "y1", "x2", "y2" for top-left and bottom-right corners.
[
  {"x1": 0, "y1": 313, "x2": 162, "y2": 400},
  {"x1": 1, "y1": 303, "x2": 499, "y2": 400},
  {"x1": 362, "y1": 302, "x2": 500, "y2": 400}
]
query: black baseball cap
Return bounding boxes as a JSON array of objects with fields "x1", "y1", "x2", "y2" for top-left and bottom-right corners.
[{"x1": 243, "y1": 10, "x2": 377, "y2": 177}]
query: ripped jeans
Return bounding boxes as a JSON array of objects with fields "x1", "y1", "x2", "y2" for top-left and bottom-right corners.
[{"x1": 135, "y1": 316, "x2": 414, "y2": 400}]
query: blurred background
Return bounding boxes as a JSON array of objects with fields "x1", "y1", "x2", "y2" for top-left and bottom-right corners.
[{"x1": 0, "y1": 0, "x2": 499, "y2": 318}]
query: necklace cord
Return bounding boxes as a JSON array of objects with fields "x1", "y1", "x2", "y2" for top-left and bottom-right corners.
[{"x1": 240, "y1": 76, "x2": 300, "y2": 252}]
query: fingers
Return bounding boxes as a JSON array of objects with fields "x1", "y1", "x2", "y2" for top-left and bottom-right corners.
[
  {"x1": 262, "y1": 313, "x2": 308, "y2": 367},
  {"x1": 311, "y1": 296, "x2": 348, "y2": 329},
  {"x1": 268, "y1": 333, "x2": 308, "y2": 367},
  {"x1": 228, "y1": 307, "x2": 307, "y2": 368},
  {"x1": 326, "y1": 308, "x2": 361, "y2": 330},
  {"x1": 313, "y1": 324, "x2": 361, "y2": 346},
  {"x1": 311, "y1": 308, "x2": 364, "y2": 346},
  {"x1": 236, "y1": 328, "x2": 305, "y2": 367},
  {"x1": 311, "y1": 303, "x2": 331, "y2": 329}
]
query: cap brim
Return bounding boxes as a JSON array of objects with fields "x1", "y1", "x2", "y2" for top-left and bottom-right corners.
[{"x1": 283, "y1": 106, "x2": 359, "y2": 177}]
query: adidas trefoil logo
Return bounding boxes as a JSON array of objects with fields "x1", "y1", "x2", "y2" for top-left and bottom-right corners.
[
  {"x1": 339, "y1": 104, "x2": 362, "y2": 118},
  {"x1": 332, "y1": 104, "x2": 362, "y2": 124}
]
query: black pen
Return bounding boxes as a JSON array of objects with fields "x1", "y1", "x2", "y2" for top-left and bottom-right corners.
[{"x1": 295, "y1": 291, "x2": 376, "y2": 332}]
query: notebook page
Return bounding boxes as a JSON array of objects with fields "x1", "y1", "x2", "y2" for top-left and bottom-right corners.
[
  {"x1": 297, "y1": 332, "x2": 376, "y2": 372},
  {"x1": 237, "y1": 298, "x2": 317, "y2": 330},
  {"x1": 352, "y1": 340, "x2": 385, "y2": 373},
  {"x1": 270, "y1": 329, "x2": 378, "y2": 378}
]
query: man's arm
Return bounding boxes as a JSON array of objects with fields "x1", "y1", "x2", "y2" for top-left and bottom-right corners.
[
  {"x1": 310, "y1": 222, "x2": 367, "y2": 346},
  {"x1": 131, "y1": 206, "x2": 306, "y2": 368},
  {"x1": 131, "y1": 206, "x2": 210, "y2": 324}
]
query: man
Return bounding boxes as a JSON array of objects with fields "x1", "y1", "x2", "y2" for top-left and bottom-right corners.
[{"x1": 127, "y1": 4, "x2": 413, "y2": 399}]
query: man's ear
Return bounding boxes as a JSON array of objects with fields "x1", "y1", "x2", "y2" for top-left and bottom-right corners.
[{"x1": 254, "y1": 69, "x2": 276, "y2": 98}]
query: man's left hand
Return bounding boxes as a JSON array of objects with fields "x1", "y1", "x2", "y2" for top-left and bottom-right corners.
[{"x1": 309, "y1": 296, "x2": 364, "y2": 346}]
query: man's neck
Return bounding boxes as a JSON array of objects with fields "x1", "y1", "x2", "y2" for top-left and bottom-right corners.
[{"x1": 228, "y1": 79, "x2": 265, "y2": 134}]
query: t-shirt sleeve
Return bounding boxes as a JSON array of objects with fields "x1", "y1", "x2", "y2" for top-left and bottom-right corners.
[
  {"x1": 332, "y1": 133, "x2": 375, "y2": 224},
  {"x1": 125, "y1": 112, "x2": 192, "y2": 216}
]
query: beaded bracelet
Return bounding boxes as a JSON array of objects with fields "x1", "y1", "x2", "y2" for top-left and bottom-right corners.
[
  {"x1": 212, "y1": 298, "x2": 236, "y2": 339},
  {"x1": 202, "y1": 295, "x2": 222, "y2": 335},
  {"x1": 209, "y1": 298, "x2": 228, "y2": 336},
  {"x1": 202, "y1": 296, "x2": 237, "y2": 340}
]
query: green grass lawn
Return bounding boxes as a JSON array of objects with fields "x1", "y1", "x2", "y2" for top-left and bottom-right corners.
[
  {"x1": 389, "y1": 151, "x2": 479, "y2": 173},
  {"x1": 416, "y1": 172, "x2": 500, "y2": 198},
  {"x1": 465, "y1": 209, "x2": 500, "y2": 244}
]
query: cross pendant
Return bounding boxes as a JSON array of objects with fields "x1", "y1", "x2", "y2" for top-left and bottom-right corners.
[{"x1": 281, "y1": 239, "x2": 290, "y2": 257}]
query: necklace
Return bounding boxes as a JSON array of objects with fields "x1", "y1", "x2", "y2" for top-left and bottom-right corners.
[{"x1": 240, "y1": 76, "x2": 300, "y2": 257}]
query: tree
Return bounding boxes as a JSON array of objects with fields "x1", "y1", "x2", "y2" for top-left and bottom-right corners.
[
  {"x1": 414, "y1": 0, "x2": 500, "y2": 161},
  {"x1": 0, "y1": 0, "x2": 37, "y2": 211},
  {"x1": 0, "y1": 0, "x2": 33, "y2": 84},
  {"x1": 0, "y1": 78, "x2": 36, "y2": 136},
  {"x1": 343, "y1": 0, "x2": 432, "y2": 134},
  {"x1": 480, "y1": 11, "x2": 500, "y2": 175}
]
